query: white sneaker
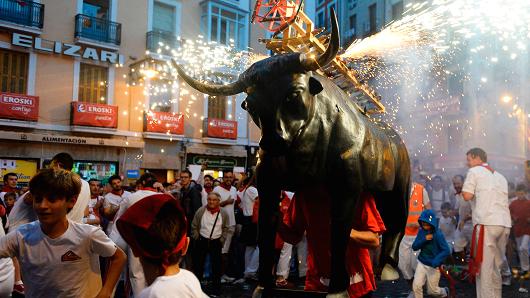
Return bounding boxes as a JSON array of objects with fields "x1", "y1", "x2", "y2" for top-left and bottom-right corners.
[
  {"x1": 221, "y1": 274, "x2": 235, "y2": 283},
  {"x1": 502, "y1": 275, "x2": 511, "y2": 286},
  {"x1": 380, "y1": 264, "x2": 400, "y2": 281}
]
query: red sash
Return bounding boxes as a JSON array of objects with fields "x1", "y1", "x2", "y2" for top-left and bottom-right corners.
[{"x1": 469, "y1": 224, "x2": 485, "y2": 280}]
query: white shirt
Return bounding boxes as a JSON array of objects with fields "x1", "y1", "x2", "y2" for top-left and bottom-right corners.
[
  {"x1": 199, "y1": 210, "x2": 223, "y2": 240},
  {"x1": 110, "y1": 190, "x2": 158, "y2": 251},
  {"x1": 430, "y1": 188, "x2": 449, "y2": 216},
  {"x1": 439, "y1": 216, "x2": 456, "y2": 243},
  {"x1": 240, "y1": 186, "x2": 258, "y2": 217},
  {"x1": 462, "y1": 166, "x2": 511, "y2": 227},
  {"x1": 213, "y1": 185, "x2": 237, "y2": 226},
  {"x1": 63, "y1": 179, "x2": 91, "y2": 223},
  {"x1": 104, "y1": 191, "x2": 132, "y2": 209},
  {"x1": 7, "y1": 192, "x2": 36, "y2": 232},
  {"x1": 138, "y1": 269, "x2": 208, "y2": 298},
  {"x1": 454, "y1": 193, "x2": 472, "y2": 228},
  {"x1": 0, "y1": 220, "x2": 117, "y2": 298}
]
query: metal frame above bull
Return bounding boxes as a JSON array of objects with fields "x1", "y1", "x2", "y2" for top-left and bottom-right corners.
[{"x1": 173, "y1": 9, "x2": 410, "y2": 298}]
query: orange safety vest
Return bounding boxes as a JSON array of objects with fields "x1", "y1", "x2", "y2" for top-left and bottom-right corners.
[{"x1": 405, "y1": 183, "x2": 425, "y2": 236}]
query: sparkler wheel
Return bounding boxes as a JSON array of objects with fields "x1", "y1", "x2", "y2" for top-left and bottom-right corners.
[{"x1": 252, "y1": 0, "x2": 302, "y2": 33}]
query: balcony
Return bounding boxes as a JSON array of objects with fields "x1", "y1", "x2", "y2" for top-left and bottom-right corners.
[
  {"x1": 0, "y1": 0, "x2": 44, "y2": 31},
  {"x1": 75, "y1": 14, "x2": 121, "y2": 46},
  {"x1": 146, "y1": 30, "x2": 181, "y2": 54}
]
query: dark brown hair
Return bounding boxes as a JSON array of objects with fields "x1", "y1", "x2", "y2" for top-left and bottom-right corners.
[
  {"x1": 133, "y1": 202, "x2": 186, "y2": 266},
  {"x1": 466, "y1": 147, "x2": 487, "y2": 162},
  {"x1": 29, "y1": 168, "x2": 81, "y2": 204}
]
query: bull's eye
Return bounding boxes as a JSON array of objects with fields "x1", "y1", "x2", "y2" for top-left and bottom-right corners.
[{"x1": 287, "y1": 90, "x2": 302, "y2": 102}]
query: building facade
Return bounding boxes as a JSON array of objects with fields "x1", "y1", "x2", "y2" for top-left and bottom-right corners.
[{"x1": 0, "y1": 0, "x2": 272, "y2": 185}]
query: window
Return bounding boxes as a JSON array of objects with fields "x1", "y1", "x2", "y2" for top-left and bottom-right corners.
[
  {"x1": 78, "y1": 63, "x2": 108, "y2": 104},
  {"x1": 0, "y1": 49, "x2": 28, "y2": 94},
  {"x1": 392, "y1": 1, "x2": 404, "y2": 21},
  {"x1": 149, "y1": 79, "x2": 174, "y2": 112},
  {"x1": 201, "y1": 2, "x2": 248, "y2": 50},
  {"x1": 153, "y1": 1, "x2": 175, "y2": 33},
  {"x1": 83, "y1": 0, "x2": 109, "y2": 19},
  {"x1": 316, "y1": 11, "x2": 325, "y2": 28},
  {"x1": 369, "y1": 4, "x2": 377, "y2": 34},
  {"x1": 208, "y1": 95, "x2": 226, "y2": 119}
]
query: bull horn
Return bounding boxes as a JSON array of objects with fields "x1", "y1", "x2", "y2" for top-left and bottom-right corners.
[
  {"x1": 171, "y1": 60, "x2": 245, "y2": 96},
  {"x1": 301, "y1": 7, "x2": 340, "y2": 70}
]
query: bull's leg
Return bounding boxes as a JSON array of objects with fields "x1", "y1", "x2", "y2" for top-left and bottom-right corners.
[
  {"x1": 328, "y1": 188, "x2": 359, "y2": 295},
  {"x1": 254, "y1": 155, "x2": 282, "y2": 297}
]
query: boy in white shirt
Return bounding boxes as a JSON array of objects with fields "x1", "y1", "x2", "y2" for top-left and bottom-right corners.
[
  {"x1": 0, "y1": 168, "x2": 126, "y2": 297},
  {"x1": 117, "y1": 193, "x2": 207, "y2": 298}
]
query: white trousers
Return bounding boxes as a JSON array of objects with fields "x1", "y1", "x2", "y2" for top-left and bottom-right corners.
[
  {"x1": 128, "y1": 246, "x2": 147, "y2": 296},
  {"x1": 399, "y1": 235, "x2": 418, "y2": 280},
  {"x1": 454, "y1": 224, "x2": 473, "y2": 253},
  {"x1": 222, "y1": 226, "x2": 235, "y2": 254},
  {"x1": 476, "y1": 225, "x2": 510, "y2": 298},
  {"x1": 0, "y1": 259, "x2": 14, "y2": 298},
  {"x1": 244, "y1": 246, "x2": 259, "y2": 276},
  {"x1": 412, "y1": 261, "x2": 447, "y2": 298},
  {"x1": 276, "y1": 236, "x2": 307, "y2": 278},
  {"x1": 516, "y1": 235, "x2": 530, "y2": 271}
]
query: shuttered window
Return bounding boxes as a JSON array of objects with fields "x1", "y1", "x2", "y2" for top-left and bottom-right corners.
[
  {"x1": 0, "y1": 49, "x2": 28, "y2": 94},
  {"x1": 208, "y1": 95, "x2": 226, "y2": 119},
  {"x1": 78, "y1": 63, "x2": 108, "y2": 104},
  {"x1": 153, "y1": 1, "x2": 175, "y2": 33}
]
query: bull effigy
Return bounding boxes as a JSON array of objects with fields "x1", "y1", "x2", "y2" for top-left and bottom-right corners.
[{"x1": 173, "y1": 8, "x2": 410, "y2": 298}]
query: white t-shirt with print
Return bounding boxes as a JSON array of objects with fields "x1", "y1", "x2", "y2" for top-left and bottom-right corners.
[
  {"x1": 138, "y1": 269, "x2": 208, "y2": 298},
  {"x1": 462, "y1": 166, "x2": 511, "y2": 227},
  {"x1": 0, "y1": 220, "x2": 117, "y2": 298},
  {"x1": 213, "y1": 185, "x2": 237, "y2": 226}
]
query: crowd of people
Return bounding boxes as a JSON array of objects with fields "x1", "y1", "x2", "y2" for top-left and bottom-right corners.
[{"x1": 0, "y1": 147, "x2": 527, "y2": 297}]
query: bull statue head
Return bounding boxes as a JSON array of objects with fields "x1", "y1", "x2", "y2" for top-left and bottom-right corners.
[{"x1": 173, "y1": 9, "x2": 339, "y2": 156}]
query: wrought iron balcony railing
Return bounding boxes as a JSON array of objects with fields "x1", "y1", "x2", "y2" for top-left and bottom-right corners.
[
  {"x1": 0, "y1": 0, "x2": 44, "y2": 28},
  {"x1": 75, "y1": 14, "x2": 121, "y2": 45},
  {"x1": 146, "y1": 30, "x2": 181, "y2": 53}
]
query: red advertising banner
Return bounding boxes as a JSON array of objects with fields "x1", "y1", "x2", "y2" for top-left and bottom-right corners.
[
  {"x1": 144, "y1": 111, "x2": 184, "y2": 135},
  {"x1": 71, "y1": 102, "x2": 118, "y2": 128},
  {"x1": 207, "y1": 118, "x2": 237, "y2": 139},
  {"x1": 0, "y1": 93, "x2": 39, "y2": 121}
]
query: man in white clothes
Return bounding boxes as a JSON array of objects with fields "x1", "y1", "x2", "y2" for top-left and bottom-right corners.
[
  {"x1": 429, "y1": 175, "x2": 451, "y2": 218},
  {"x1": 238, "y1": 178, "x2": 260, "y2": 279},
  {"x1": 104, "y1": 174, "x2": 131, "y2": 234},
  {"x1": 462, "y1": 148, "x2": 512, "y2": 298},
  {"x1": 452, "y1": 175, "x2": 473, "y2": 262},
  {"x1": 110, "y1": 172, "x2": 159, "y2": 296},
  {"x1": 213, "y1": 169, "x2": 237, "y2": 283}
]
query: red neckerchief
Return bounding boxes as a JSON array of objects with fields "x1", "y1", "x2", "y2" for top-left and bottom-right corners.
[
  {"x1": 1, "y1": 186, "x2": 16, "y2": 193},
  {"x1": 91, "y1": 194, "x2": 100, "y2": 200},
  {"x1": 206, "y1": 206, "x2": 220, "y2": 214},
  {"x1": 469, "y1": 224, "x2": 485, "y2": 281},
  {"x1": 141, "y1": 187, "x2": 157, "y2": 192},
  {"x1": 111, "y1": 189, "x2": 124, "y2": 196},
  {"x1": 204, "y1": 186, "x2": 213, "y2": 194},
  {"x1": 480, "y1": 163, "x2": 494, "y2": 173},
  {"x1": 220, "y1": 183, "x2": 231, "y2": 191}
]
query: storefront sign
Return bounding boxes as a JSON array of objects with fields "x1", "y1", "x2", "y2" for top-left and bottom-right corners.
[
  {"x1": 0, "y1": 159, "x2": 38, "y2": 183},
  {"x1": 12, "y1": 33, "x2": 125, "y2": 65},
  {"x1": 0, "y1": 93, "x2": 39, "y2": 121},
  {"x1": 206, "y1": 118, "x2": 237, "y2": 139},
  {"x1": 187, "y1": 154, "x2": 246, "y2": 170},
  {"x1": 0, "y1": 131, "x2": 144, "y2": 148},
  {"x1": 71, "y1": 102, "x2": 118, "y2": 128},
  {"x1": 127, "y1": 169, "x2": 140, "y2": 179},
  {"x1": 144, "y1": 111, "x2": 184, "y2": 135}
]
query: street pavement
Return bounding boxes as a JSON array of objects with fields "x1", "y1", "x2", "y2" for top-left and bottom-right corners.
[{"x1": 211, "y1": 275, "x2": 530, "y2": 297}]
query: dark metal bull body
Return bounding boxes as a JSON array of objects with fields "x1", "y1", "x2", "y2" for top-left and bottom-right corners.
[{"x1": 174, "y1": 9, "x2": 410, "y2": 297}]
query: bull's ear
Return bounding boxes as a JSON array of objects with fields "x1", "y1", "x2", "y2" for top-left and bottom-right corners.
[{"x1": 309, "y1": 77, "x2": 323, "y2": 95}]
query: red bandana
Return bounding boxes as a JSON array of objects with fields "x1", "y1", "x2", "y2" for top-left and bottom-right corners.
[
  {"x1": 140, "y1": 187, "x2": 157, "y2": 192},
  {"x1": 1, "y1": 186, "x2": 16, "y2": 193},
  {"x1": 220, "y1": 183, "x2": 232, "y2": 191},
  {"x1": 480, "y1": 163, "x2": 494, "y2": 173},
  {"x1": 111, "y1": 189, "x2": 124, "y2": 196},
  {"x1": 206, "y1": 206, "x2": 220, "y2": 214},
  {"x1": 204, "y1": 186, "x2": 213, "y2": 194},
  {"x1": 469, "y1": 224, "x2": 485, "y2": 281},
  {"x1": 116, "y1": 194, "x2": 188, "y2": 271}
]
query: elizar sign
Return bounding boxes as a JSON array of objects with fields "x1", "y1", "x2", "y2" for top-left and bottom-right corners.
[{"x1": 12, "y1": 33, "x2": 125, "y2": 65}]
